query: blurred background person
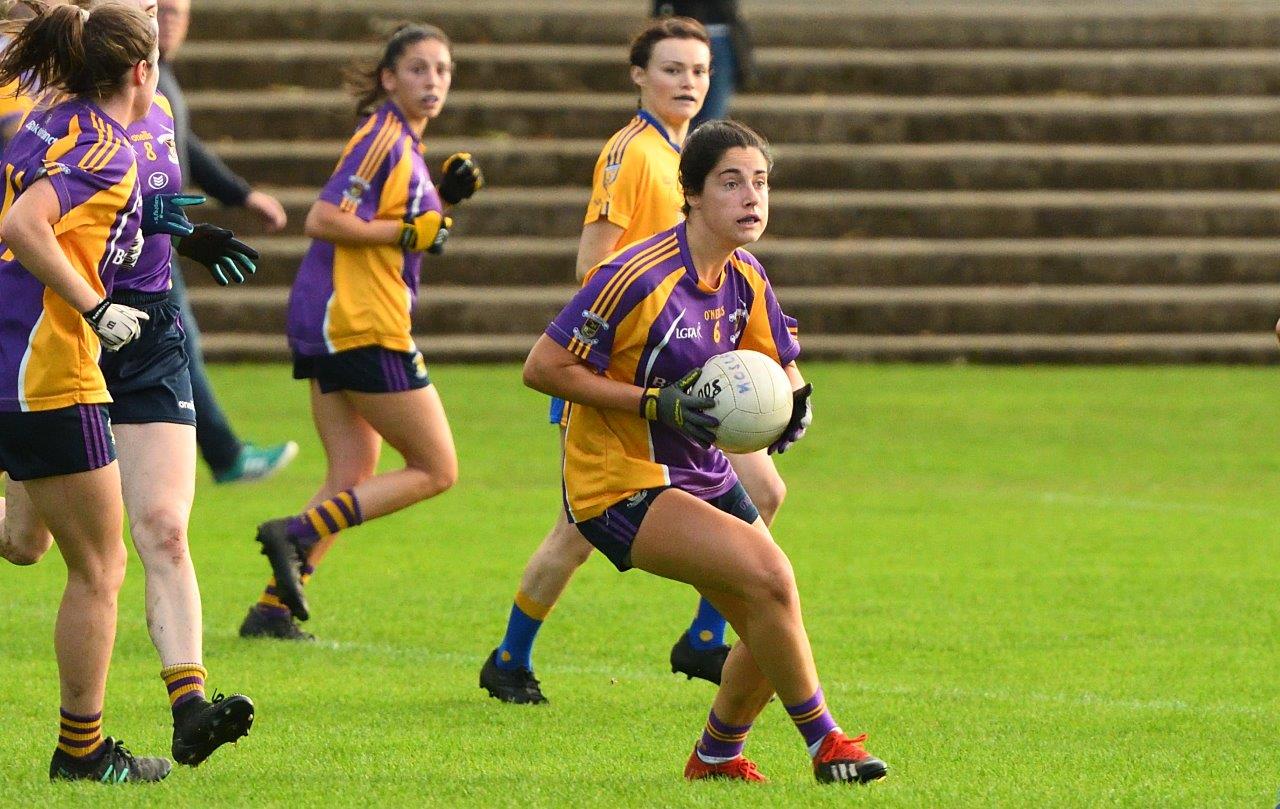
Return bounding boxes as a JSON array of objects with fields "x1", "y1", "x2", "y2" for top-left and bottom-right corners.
[
  {"x1": 157, "y1": 0, "x2": 296, "y2": 483},
  {"x1": 653, "y1": 0, "x2": 753, "y2": 130}
]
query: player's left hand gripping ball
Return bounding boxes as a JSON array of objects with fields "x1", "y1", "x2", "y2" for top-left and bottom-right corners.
[
  {"x1": 769, "y1": 383, "x2": 813, "y2": 455},
  {"x1": 175, "y1": 223, "x2": 259, "y2": 285},
  {"x1": 437, "y1": 152, "x2": 483, "y2": 205},
  {"x1": 399, "y1": 210, "x2": 452, "y2": 254}
]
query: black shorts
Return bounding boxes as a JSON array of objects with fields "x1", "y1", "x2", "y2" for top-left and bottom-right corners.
[
  {"x1": 99, "y1": 291, "x2": 195, "y2": 426},
  {"x1": 0, "y1": 403, "x2": 116, "y2": 481},
  {"x1": 292, "y1": 346, "x2": 431, "y2": 394},
  {"x1": 573, "y1": 481, "x2": 760, "y2": 572}
]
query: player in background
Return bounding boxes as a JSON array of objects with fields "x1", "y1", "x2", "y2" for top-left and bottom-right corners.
[
  {"x1": 523, "y1": 120, "x2": 875, "y2": 785},
  {"x1": 0, "y1": 0, "x2": 259, "y2": 770},
  {"x1": 0, "y1": 0, "x2": 171, "y2": 782},
  {"x1": 237, "y1": 23, "x2": 483, "y2": 639},
  {"x1": 481, "y1": 16, "x2": 791, "y2": 704}
]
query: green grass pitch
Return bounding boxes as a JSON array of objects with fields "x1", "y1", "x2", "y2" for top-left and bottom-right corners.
[{"x1": 1, "y1": 363, "x2": 1277, "y2": 806}]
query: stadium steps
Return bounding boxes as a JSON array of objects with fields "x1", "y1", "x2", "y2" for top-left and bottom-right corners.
[
  {"x1": 187, "y1": 284, "x2": 1280, "y2": 337},
  {"x1": 181, "y1": 1, "x2": 1280, "y2": 363},
  {"x1": 177, "y1": 42, "x2": 1280, "y2": 96},
  {"x1": 210, "y1": 139, "x2": 1280, "y2": 192},
  {"x1": 187, "y1": 90, "x2": 1280, "y2": 143}
]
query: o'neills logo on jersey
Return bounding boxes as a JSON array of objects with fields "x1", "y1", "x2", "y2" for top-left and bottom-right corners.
[
  {"x1": 343, "y1": 174, "x2": 371, "y2": 205},
  {"x1": 573, "y1": 310, "x2": 609, "y2": 346}
]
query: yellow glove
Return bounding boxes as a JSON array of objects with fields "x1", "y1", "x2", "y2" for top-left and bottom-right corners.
[{"x1": 399, "y1": 210, "x2": 452, "y2": 254}]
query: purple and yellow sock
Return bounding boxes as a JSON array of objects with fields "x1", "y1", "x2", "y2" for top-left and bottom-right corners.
[
  {"x1": 286, "y1": 489, "x2": 362, "y2": 548},
  {"x1": 785, "y1": 686, "x2": 840, "y2": 756},
  {"x1": 57, "y1": 709, "x2": 105, "y2": 761},
  {"x1": 695, "y1": 710, "x2": 752, "y2": 764},
  {"x1": 255, "y1": 562, "x2": 315, "y2": 617},
  {"x1": 687, "y1": 597, "x2": 727, "y2": 650},
  {"x1": 161, "y1": 663, "x2": 208, "y2": 715},
  {"x1": 494, "y1": 590, "x2": 550, "y2": 671}
]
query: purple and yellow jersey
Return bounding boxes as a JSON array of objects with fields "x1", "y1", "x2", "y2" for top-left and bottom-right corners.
[
  {"x1": 288, "y1": 100, "x2": 442, "y2": 356},
  {"x1": 584, "y1": 110, "x2": 682, "y2": 250},
  {"x1": 547, "y1": 222, "x2": 801, "y2": 521},
  {"x1": 0, "y1": 98, "x2": 142, "y2": 412},
  {"x1": 119, "y1": 93, "x2": 181, "y2": 294}
]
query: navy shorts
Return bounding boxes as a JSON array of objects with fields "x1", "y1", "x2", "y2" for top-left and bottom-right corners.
[
  {"x1": 293, "y1": 346, "x2": 431, "y2": 394},
  {"x1": 573, "y1": 481, "x2": 760, "y2": 572},
  {"x1": 548, "y1": 396, "x2": 566, "y2": 425},
  {"x1": 99, "y1": 291, "x2": 195, "y2": 426},
  {"x1": 0, "y1": 403, "x2": 116, "y2": 481}
]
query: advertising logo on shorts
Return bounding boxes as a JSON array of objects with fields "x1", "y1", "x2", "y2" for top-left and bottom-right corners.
[{"x1": 573, "y1": 310, "x2": 609, "y2": 347}]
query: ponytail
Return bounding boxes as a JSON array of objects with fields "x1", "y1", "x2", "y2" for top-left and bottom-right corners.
[{"x1": 0, "y1": 0, "x2": 155, "y2": 100}]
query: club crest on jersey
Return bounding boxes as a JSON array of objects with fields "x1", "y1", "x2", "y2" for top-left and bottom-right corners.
[
  {"x1": 573, "y1": 310, "x2": 609, "y2": 346},
  {"x1": 343, "y1": 174, "x2": 371, "y2": 206},
  {"x1": 603, "y1": 163, "x2": 621, "y2": 188},
  {"x1": 148, "y1": 171, "x2": 168, "y2": 190},
  {"x1": 157, "y1": 133, "x2": 179, "y2": 164}
]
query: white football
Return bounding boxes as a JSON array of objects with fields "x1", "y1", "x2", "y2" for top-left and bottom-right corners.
[{"x1": 696, "y1": 350, "x2": 793, "y2": 453}]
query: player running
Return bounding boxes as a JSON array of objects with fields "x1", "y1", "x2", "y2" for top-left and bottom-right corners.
[
  {"x1": 522, "y1": 120, "x2": 880, "y2": 784},
  {"x1": 0, "y1": 0, "x2": 258, "y2": 769},
  {"x1": 237, "y1": 23, "x2": 483, "y2": 638},
  {"x1": 481, "y1": 16, "x2": 792, "y2": 704},
  {"x1": 0, "y1": 0, "x2": 173, "y2": 782}
]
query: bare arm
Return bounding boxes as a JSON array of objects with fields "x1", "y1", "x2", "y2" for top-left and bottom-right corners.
[
  {"x1": 1, "y1": 179, "x2": 102, "y2": 312},
  {"x1": 523, "y1": 334, "x2": 643, "y2": 414},
  {"x1": 574, "y1": 219, "x2": 624, "y2": 281},
  {"x1": 303, "y1": 199, "x2": 402, "y2": 246},
  {"x1": 783, "y1": 361, "x2": 805, "y2": 391}
]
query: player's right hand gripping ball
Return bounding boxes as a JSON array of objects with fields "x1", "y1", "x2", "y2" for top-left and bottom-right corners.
[
  {"x1": 437, "y1": 152, "x2": 483, "y2": 205},
  {"x1": 399, "y1": 210, "x2": 452, "y2": 254},
  {"x1": 639, "y1": 368, "x2": 720, "y2": 448}
]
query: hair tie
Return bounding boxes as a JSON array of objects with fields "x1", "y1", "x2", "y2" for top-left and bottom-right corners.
[{"x1": 79, "y1": 8, "x2": 89, "y2": 21}]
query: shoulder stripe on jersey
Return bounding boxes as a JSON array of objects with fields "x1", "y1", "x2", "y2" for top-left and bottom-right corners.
[
  {"x1": 81, "y1": 112, "x2": 121, "y2": 173},
  {"x1": 565, "y1": 237, "x2": 680, "y2": 358},
  {"x1": 605, "y1": 117, "x2": 645, "y2": 167},
  {"x1": 77, "y1": 112, "x2": 108, "y2": 172},
  {"x1": 590, "y1": 235, "x2": 678, "y2": 319},
  {"x1": 352, "y1": 114, "x2": 401, "y2": 184}
]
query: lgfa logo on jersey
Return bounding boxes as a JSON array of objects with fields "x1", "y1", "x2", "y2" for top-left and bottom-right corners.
[{"x1": 573, "y1": 310, "x2": 609, "y2": 346}]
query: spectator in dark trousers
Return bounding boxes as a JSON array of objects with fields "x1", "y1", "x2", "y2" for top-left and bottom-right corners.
[
  {"x1": 158, "y1": 0, "x2": 296, "y2": 483},
  {"x1": 654, "y1": 1, "x2": 754, "y2": 130}
]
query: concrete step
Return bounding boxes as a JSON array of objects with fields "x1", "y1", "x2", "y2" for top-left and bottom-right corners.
[
  {"x1": 185, "y1": 284, "x2": 1280, "y2": 337},
  {"x1": 204, "y1": 188, "x2": 1280, "y2": 240},
  {"x1": 186, "y1": 90, "x2": 1280, "y2": 144},
  {"x1": 185, "y1": 1, "x2": 1280, "y2": 49},
  {"x1": 197, "y1": 331, "x2": 1280, "y2": 364},
  {"x1": 174, "y1": 43, "x2": 1280, "y2": 97},
  {"x1": 211, "y1": 139, "x2": 1280, "y2": 192},
  {"x1": 180, "y1": 236, "x2": 1280, "y2": 289}
]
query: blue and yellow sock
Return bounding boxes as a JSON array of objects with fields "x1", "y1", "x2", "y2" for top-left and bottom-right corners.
[
  {"x1": 494, "y1": 591, "x2": 550, "y2": 671},
  {"x1": 286, "y1": 489, "x2": 362, "y2": 548},
  {"x1": 161, "y1": 663, "x2": 207, "y2": 717},
  {"x1": 57, "y1": 708, "x2": 105, "y2": 762},
  {"x1": 687, "y1": 597, "x2": 727, "y2": 650}
]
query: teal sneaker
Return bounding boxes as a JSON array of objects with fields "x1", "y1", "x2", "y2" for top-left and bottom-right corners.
[{"x1": 213, "y1": 441, "x2": 298, "y2": 484}]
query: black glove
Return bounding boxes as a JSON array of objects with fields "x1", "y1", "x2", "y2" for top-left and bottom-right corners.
[
  {"x1": 437, "y1": 152, "x2": 483, "y2": 205},
  {"x1": 175, "y1": 223, "x2": 259, "y2": 285},
  {"x1": 769, "y1": 383, "x2": 812, "y2": 455},
  {"x1": 639, "y1": 368, "x2": 719, "y2": 448},
  {"x1": 140, "y1": 193, "x2": 202, "y2": 237}
]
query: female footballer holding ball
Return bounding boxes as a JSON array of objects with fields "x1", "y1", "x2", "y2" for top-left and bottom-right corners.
[
  {"x1": 521, "y1": 120, "x2": 878, "y2": 785},
  {"x1": 482, "y1": 16, "x2": 797, "y2": 704}
]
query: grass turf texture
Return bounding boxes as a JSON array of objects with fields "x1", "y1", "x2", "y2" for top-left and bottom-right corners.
[{"x1": 0, "y1": 362, "x2": 1276, "y2": 806}]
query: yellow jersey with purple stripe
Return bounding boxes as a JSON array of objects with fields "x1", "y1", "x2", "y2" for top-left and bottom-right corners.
[
  {"x1": 584, "y1": 111, "x2": 682, "y2": 249},
  {"x1": 547, "y1": 222, "x2": 801, "y2": 521},
  {"x1": 0, "y1": 98, "x2": 142, "y2": 412},
  {"x1": 0, "y1": 78, "x2": 34, "y2": 148},
  {"x1": 288, "y1": 100, "x2": 443, "y2": 356}
]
